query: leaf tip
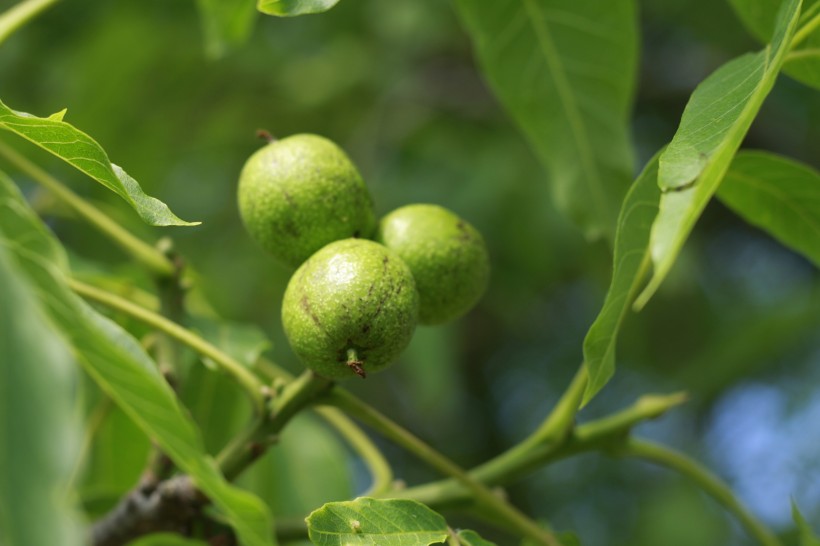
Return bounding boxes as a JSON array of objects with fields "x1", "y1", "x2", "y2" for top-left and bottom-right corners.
[{"x1": 48, "y1": 108, "x2": 68, "y2": 122}]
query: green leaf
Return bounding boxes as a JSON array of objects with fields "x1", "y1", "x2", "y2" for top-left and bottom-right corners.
[
  {"x1": 457, "y1": 529, "x2": 497, "y2": 546},
  {"x1": 582, "y1": 152, "x2": 661, "y2": 404},
  {"x1": 0, "y1": 245, "x2": 84, "y2": 546},
  {"x1": 239, "y1": 413, "x2": 354, "y2": 518},
  {"x1": 0, "y1": 98, "x2": 199, "y2": 226},
  {"x1": 793, "y1": 500, "x2": 820, "y2": 546},
  {"x1": 196, "y1": 0, "x2": 258, "y2": 58},
  {"x1": 0, "y1": 173, "x2": 274, "y2": 546},
  {"x1": 454, "y1": 0, "x2": 638, "y2": 240},
  {"x1": 729, "y1": 0, "x2": 820, "y2": 89},
  {"x1": 191, "y1": 316, "x2": 272, "y2": 369},
  {"x1": 718, "y1": 151, "x2": 820, "y2": 268},
  {"x1": 306, "y1": 498, "x2": 449, "y2": 545},
  {"x1": 634, "y1": 0, "x2": 802, "y2": 309},
  {"x1": 257, "y1": 0, "x2": 341, "y2": 17}
]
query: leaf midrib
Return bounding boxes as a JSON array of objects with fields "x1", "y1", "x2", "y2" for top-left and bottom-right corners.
[{"x1": 520, "y1": 0, "x2": 608, "y2": 227}]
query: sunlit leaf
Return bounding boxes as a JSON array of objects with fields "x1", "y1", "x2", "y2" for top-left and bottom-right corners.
[
  {"x1": 0, "y1": 173, "x2": 274, "y2": 546},
  {"x1": 455, "y1": 0, "x2": 638, "y2": 240},
  {"x1": 0, "y1": 98, "x2": 199, "y2": 226},
  {"x1": 196, "y1": 0, "x2": 258, "y2": 58},
  {"x1": 792, "y1": 500, "x2": 820, "y2": 546},
  {"x1": 306, "y1": 498, "x2": 448, "y2": 545},
  {"x1": 582, "y1": 152, "x2": 661, "y2": 404},
  {"x1": 0, "y1": 245, "x2": 84, "y2": 546},
  {"x1": 718, "y1": 151, "x2": 820, "y2": 268},
  {"x1": 729, "y1": 0, "x2": 820, "y2": 89},
  {"x1": 457, "y1": 529, "x2": 497, "y2": 545},
  {"x1": 634, "y1": 0, "x2": 802, "y2": 308},
  {"x1": 257, "y1": 0, "x2": 341, "y2": 17}
]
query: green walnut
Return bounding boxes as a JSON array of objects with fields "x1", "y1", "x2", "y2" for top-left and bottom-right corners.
[
  {"x1": 281, "y1": 238, "x2": 419, "y2": 380},
  {"x1": 237, "y1": 134, "x2": 376, "y2": 268},
  {"x1": 376, "y1": 204, "x2": 489, "y2": 325}
]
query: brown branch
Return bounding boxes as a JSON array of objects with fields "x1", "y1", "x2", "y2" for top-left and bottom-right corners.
[{"x1": 90, "y1": 476, "x2": 206, "y2": 546}]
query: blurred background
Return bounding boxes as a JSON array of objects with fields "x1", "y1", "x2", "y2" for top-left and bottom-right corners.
[{"x1": 0, "y1": 0, "x2": 818, "y2": 543}]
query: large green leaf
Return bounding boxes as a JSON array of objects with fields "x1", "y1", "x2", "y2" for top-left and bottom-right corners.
[
  {"x1": 196, "y1": 0, "x2": 258, "y2": 58},
  {"x1": 718, "y1": 151, "x2": 820, "y2": 268},
  {"x1": 0, "y1": 245, "x2": 84, "y2": 546},
  {"x1": 729, "y1": 0, "x2": 820, "y2": 89},
  {"x1": 0, "y1": 99, "x2": 198, "y2": 226},
  {"x1": 634, "y1": 0, "x2": 802, "y2": 308},
  {"x1": 455, "y1": 0, "x2": 637, "y2": 240},
  {"x1": 257, "y1": 0, "x2": 341, "y2": 16},
  {"x1": 0, "y1": 173, "x2": 274, "y2": 546},
  {"x1": 582, "y1": 152, "x2": 661, "y2": 403},
  {"x1": 306, "y1": 498, "x2": 449, "y2": 545}
]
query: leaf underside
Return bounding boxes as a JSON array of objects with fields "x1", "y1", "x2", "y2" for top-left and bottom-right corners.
[
  {"x1": 635, "y1": 0, "x2": 802, "y2": 309},
  {"x1": 455, "y1": 0, "x2": 638, "y2": 241},
  {"x1": 718, "y1": 150, "x2": 820, "y2": 268}
]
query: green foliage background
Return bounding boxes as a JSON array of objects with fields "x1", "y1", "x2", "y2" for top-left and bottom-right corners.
[{"x1": 0, "y1": 0, "x2": 819, "y2": 543}]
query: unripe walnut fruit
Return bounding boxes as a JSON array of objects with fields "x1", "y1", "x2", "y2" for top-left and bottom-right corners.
[
  {"x1": 376, "y1": 204, "x2": 489, "y2": 325},
  {"x1": 281, "y1": 239, "x2": 419, "y2": 380},
  {"x1": 237, "y1": 134, "x2": 376, "y2": 268}
]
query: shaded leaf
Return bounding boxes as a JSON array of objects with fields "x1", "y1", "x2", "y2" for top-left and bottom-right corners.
[
  {"x1": 582, "y1": 152, "x2": 661, "y2": 404},
  {"x1": 521, "y1": 531, "x2": 581, "y2": 546},
  {"x1": 0, "y1": 173, "x2": 274, "y2": 546},
  {"x1": 728, "y1": 0, "x2": 820, "y2": 89},
  {"x1": 0, "y1": 245, "x2": 84, "y2": 546},
  {"x1": 455, "y1": 0, "x2": 637, "y2": 241},
  {"x1": 129, "y1": 533, "x2": 209, "y2": 546},
  {"x1": 0, "y1": 98, "x2": 198, "y2": 226},
  {"x1": 258, "y1": 0, "x2": 341, "y2": 17},
  {"x1": 634, "y1": 0, "x2": 802, "y2": 308},
  {"x1": 196, "y1": 0, "x2": 258, "y2": 58},
  {"x1": 457, "y1": 529, "x2": 497, "y2": 545},
  {"x1": 239, "y1": 413, "x2": 354, "y2": 518},
  {"x1": 191, "y1": 316, "x2": 272, "y2": 369},
  {"x1": 306, "y1": 498, "x2": 448, "y2": 545},
  {"x1": 718, "y1": 150, "x2": 820, "y2": 267},
  {"x1": 792, "y1": 500, "x2": 820, "y2": 546}
]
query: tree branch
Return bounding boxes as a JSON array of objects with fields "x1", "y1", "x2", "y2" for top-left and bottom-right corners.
[{"x1": 90, "y1": 476, "x2": 205, "y2": 546}]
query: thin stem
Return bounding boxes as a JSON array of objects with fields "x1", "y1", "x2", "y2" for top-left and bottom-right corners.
[
  {"x1": 325, "y1": 390, "x2": 563, "y2": 546},
  {"x1": 0, "y1": 141, "x2": 175, "y2": 277},
  {"x1": 0, "y1": 0, "x2": 58, "y2": 45},
  {"x1": 253, "y1": 358, "x2": 394, "y2": 496},
  {"x1": 398, "y1": 392, "x2": 689, "y2": 508},
  {"x1": 217, "y1": 371, "x2": 332, "y2": 481},
  {"x1": 314, "y1": 407, "x2": 393, "y2": 496},
  {"x1": 69, "y1": 278, "x2": 266, "y2": 412},
  {"x1": 527, "y1": 365, "x2": 588, "y2": 445},
  {"x1": 618, "y1": 438, "x2": 783, "y2": 546},
  {"x1": 153, "y1": 253, "x2": 186, "y2": 383},
  {"x1": 791, "y1": 11, "x2": 820, "y2": 49}
]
